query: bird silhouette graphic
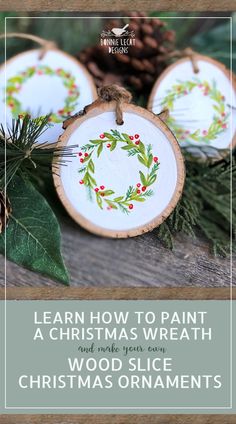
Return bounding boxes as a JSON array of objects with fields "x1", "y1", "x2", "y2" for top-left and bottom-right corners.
[{"x1": 111, "y1": 24, "x2": 129, "y2": 37}]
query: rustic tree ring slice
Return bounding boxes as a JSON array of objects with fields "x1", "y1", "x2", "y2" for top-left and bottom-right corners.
[
  {"x1": 148, "y1": 54, "x2": 236, "y2": 151},
  {"x1": 0, "y1": 48, "x2": 97, "y2": 143},
  {"x1": 54, "y1": 102, "x2": 185, "y2": 238}
]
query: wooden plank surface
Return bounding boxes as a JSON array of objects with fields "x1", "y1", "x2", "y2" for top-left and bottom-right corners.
[
  {"x1": 2, "y1": 287, "x2": 235, "y2": 299},
  {"x1": 0, "y1": 414, "x2": 236, "y2": 424},
  {"x1": 0, "y1": 0, "x2": 235, "y2": 12},
  {"x1": 0, "y1": 214, "x2": 234, "y2": 287}
]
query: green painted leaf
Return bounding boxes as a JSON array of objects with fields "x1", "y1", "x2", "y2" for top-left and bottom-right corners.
[
  {"x1": 139, "y1": 171, "x2": 147, "y2": 186},
  {"x1": 110, "y1": 140, "x2": 117, "y2": 151},
  {"x1": 122, "y1": 145, "x2": 134, "y2": 150},
  {"x1": 89, "y1": 139, "x2": 103, "y2": 145},
  {"x1": 88, "y1": 160, "x2": 95, "y2": 173},
  {"x1": 121, "y1": 133, "x2": 131, "y2": 142},
  {"x1": 97, "y1": 143, "x2": 103, "y2": 157},
  {"x1": 102, "y1": 190, "x2": 115, "y2": 196},
  {"x1": 138, "y1": 141, "x2": 145, "y2": 154},
  {"x1": 133, "y1": 197, "x2": 145, "y2": 202},
  {"x1": 113, "y1": 196, "x2": 124, "y2": 202},
  {"x1": 0, "y1": 175, "x2": 69, "y2": 285},
  {"x1": 147, "y1": 154, "x2": 153, "y2": 168},
  {"x1": 148, "y1": 174, "x2": 157, "y2": 186},
  {"x1": 138, "y1": 155, "x2": 147, "y2": 167},
  {"x1": 103, "y1": 132, "x2": 116, "y2": 140},
  {"x1": 96, "y1": 192, "x2": 103, "y2": 209}
]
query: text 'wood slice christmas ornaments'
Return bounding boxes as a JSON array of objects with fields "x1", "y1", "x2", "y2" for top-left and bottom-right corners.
[
  {"x1": 53, "y1": 85, "x2": 185, "y2": 238},
  {"x1": 148, "y1": 53, "x2": 236, "y2": 153},
  {"x1": 0, "y1": 33, "x2": 97, "y2": 143}
]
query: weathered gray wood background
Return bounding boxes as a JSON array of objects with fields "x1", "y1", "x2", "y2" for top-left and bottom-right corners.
[{"x1": 0, "y1": 213, "x2": 234, "y2": 287}]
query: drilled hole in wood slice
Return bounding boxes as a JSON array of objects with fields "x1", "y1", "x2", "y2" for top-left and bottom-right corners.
[{"x1": 53, "y1": 102, "x2": 185, "y2": 238}]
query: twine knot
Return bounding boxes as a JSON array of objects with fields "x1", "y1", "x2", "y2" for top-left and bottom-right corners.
[
  {"x1": 98, "y1": 85, "x2": 132, "y2": 125},
  {"x1": 63, "y1": 85, "x2": 133, "y2": 129}
]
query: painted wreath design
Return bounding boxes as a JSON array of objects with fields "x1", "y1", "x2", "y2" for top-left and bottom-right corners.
[
  {"x1": 77, "y1": 130, "x2": 160, "y2": 214},
  {"x1": 5, "y1": 65, "x2": 80, "y2": 123},
  {"x1": 160, "y1": 78, "x2": 229, "y2": 143}
]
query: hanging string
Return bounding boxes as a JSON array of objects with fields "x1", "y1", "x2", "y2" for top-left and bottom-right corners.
[
  {"x1": 157, "y1": 47, "x2": 200, "y2": 74},
  {"x1": 0, "y1": 32, "x2": 57, "y2": 59},
  {"x1": 63, "y1": 84, "x2": 133, "y2": 129}
]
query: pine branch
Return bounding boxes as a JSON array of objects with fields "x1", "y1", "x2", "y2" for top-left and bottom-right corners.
[
  {"x1": 156, "y1": 152, "x2": 236, "y2": 257},
  {"x1": 0, "y1": 115, "x2": 77, "y2": 189}
]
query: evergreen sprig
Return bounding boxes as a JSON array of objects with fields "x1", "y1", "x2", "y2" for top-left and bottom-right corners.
[
  {"x1": 156, "y1": 148, "x2": 235, "y2": 257},
  {"x1": 0, "y1": 115, "x2": 77, "y2": 189}
]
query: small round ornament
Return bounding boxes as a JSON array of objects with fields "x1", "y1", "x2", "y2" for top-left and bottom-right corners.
[
  {"x1": 0, "y1": 37, "x2": 97, "y2": 143},
  {"x1": 53, "y1": 87, "x2": 185, "y2": 238},
  {"x1": 148, "y1": 54, "x2": 236, "y2": 151}
]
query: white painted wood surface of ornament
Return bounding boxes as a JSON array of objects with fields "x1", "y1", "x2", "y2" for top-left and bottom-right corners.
[
  {"x1": 148, "y1": 55, "x2": 236, "y2": 150},
  {"x1": 54, "y1": 102, "x2": 185, "y2": 238},
  {"x1": 0, "y1": 48, "x2": 97, "y2": 143}
]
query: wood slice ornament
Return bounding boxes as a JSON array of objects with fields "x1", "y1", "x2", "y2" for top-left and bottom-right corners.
[
  {"x1": 53, "y1": 85, "x2": 185, "y2": 238},
  {"x1": 0, "y1": 33, "x2": 97, "y2": 143},
  {"x1": 148, "y1": 53, "x2": 236, "y2": 153}
]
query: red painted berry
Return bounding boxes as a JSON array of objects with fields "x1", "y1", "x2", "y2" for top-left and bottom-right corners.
[
  {"x1": 222, "y1": 123, "x2": 227, "y2": 129},
  {"x1": 202, "y1": 130, "x2": 208, "y2": 135},
  {"x1": 100, "y1": 185, "x2": 105, "y2": 190},
  {"x1": 134, "y1": 134, "x2": 139, "y2": 139},
  {"x1": 142, "y1": 186, "x2": 146, "y2": 192},
  {"x1": 84, "y1": 153, "x2": 89, "y2": 157},
  {"x1": 95, "y1": 188, "x2": 99, "y2": 192},
  {"x1": 129, "y1": 204, "x2": 134, "y2": 210},
  {"x1": 100, "y1": 134, "x2": 105, "y2": 139},
  {"x1": 129, "y1": 135, "x2": 134, "y2": 140},
  {"x1": 80, "y1": 158, "x2": 84, "y2": 163},
  {"x1": 221, "y1": 112, "x2": 226, "y2": 117},
  {"x1": 153, "y1": 157, "x2": 158, "y2": 163},
  {"x1": 135, "y1": 141, "x2": 140, "y2": 145},
  {"x1": 137, "y1": 189, "x2": 141, "y2": 194},
  {"x1": 137, "y1": 183, "x2": 141, "y2": 188},
  {"x1": 221, "y1": 95, "x2": 225, "y2": 101},
  {"x1": 58, "y1": 109, "x2": 64, "y2": 114},
  {"x1": 107, "y1": 143, "x2": 111, "y2": 148},
  {"x1": 101, "y1": 193, "x2": 105, "y2": 197},
  {"x1": 78, "y1": 152, "x2": 83, "y2": 156},
  {"x1": 37, "y1": 70, "x2": 43, "y2": 75},
  {"x1": 184, "y1": 90, "x2": 188, "y2": 95},
  {"x1": 79, "y1": 180, "x2": 84, "y2": 184},
  {"x1": 107, "y1": 206, "x2": 111, "y2": 210}
]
